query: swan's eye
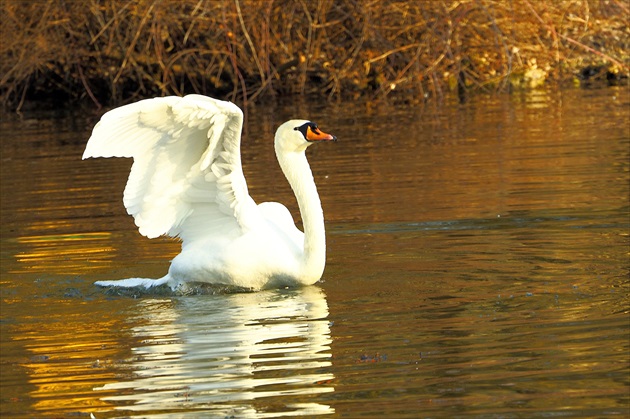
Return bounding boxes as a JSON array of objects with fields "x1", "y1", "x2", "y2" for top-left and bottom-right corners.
[{"x1": 294, "y1": 122, "x2": 310, "y2": 139}]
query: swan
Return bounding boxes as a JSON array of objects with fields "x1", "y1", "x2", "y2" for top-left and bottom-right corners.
[{"x1": 82, "y1": 94, "x2": 336, "y2": 291}]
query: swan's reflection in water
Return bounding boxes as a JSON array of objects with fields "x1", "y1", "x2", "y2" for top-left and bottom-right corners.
[{"x1": 95, "y1": 286, "x2": 334, "y2": 417}]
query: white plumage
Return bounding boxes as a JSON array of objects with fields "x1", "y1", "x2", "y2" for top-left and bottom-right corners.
[{"x1": 83, "y1": 94, "x2": 336, "y2": 290}]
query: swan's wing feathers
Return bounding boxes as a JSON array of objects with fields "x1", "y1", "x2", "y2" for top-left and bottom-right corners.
[{"x1": 83, "y1": 95, "x2": 257, "y2": 241}]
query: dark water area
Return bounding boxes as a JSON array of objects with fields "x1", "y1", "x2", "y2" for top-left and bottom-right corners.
[{"x1": 1, "y1": 88, "x2": 629, "y2": 418}]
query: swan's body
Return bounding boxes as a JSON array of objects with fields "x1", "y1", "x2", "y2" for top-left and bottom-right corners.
[{"x1": 83, "y1": 95, "x2": 336, "y2": 290}]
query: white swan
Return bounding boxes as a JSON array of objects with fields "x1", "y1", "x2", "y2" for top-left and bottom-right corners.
[{"x1": 83, "y1": 94, "x2": 336, "y2": 290}]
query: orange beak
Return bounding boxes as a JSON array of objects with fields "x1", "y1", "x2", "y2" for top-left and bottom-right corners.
[{"x1": 306, "y1": 126, "x2": 337, "y2": 142}]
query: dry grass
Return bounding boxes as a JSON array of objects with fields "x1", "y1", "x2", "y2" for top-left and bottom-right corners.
[{"x1": 1, "y1": 0, "x2": 628, "y2": 110}]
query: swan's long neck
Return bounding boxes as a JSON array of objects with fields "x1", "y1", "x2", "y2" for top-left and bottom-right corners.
[{"x1": 276, "y1": 146, "x2": 326, "y2": 281}]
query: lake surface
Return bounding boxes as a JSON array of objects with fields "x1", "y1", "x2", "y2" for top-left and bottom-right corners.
[{"x1": 1, "y1": 88, "x2": 628, "y2": 418}]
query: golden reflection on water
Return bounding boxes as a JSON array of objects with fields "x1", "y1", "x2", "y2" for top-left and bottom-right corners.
[
  {"x1": 5, "y1": 297, "x2": 131, "y2": 415},
  {"x1": 7, "y1": 287, "x2": 334, "y2": 417},
  {"x1": 8, "y1": 232, "x2": 114, "y2": 275},
  {"x1": 1, "y1": 88, "x2": 628, "y2": 418}
]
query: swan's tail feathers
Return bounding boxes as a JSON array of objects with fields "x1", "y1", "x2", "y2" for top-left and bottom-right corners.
[{"x1": 95, "y1": 275, "x2": 173, "y2": 290}]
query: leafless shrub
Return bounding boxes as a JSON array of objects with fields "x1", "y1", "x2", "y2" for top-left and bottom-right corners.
[{"x1": 1, "y1": 0, "x2": 627, "y2": 110}]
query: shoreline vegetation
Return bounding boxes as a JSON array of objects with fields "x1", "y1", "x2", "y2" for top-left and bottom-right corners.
[{"x1": 1, "y1": 0, "x2": 628, "y2": 111}]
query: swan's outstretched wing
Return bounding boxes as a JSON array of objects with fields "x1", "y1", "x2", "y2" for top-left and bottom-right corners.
[{"x1": 83, "y1": 95, "x2": 259, "y2": 242}]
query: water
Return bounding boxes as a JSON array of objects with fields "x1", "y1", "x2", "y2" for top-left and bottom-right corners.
[{"x1": 1, "y1": 88, "x2": 628, "y2": 418}]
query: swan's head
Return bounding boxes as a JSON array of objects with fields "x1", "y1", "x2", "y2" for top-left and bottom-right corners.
[{"x1": 275, "y1": 120, "x2": 337, "y2": 153}]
